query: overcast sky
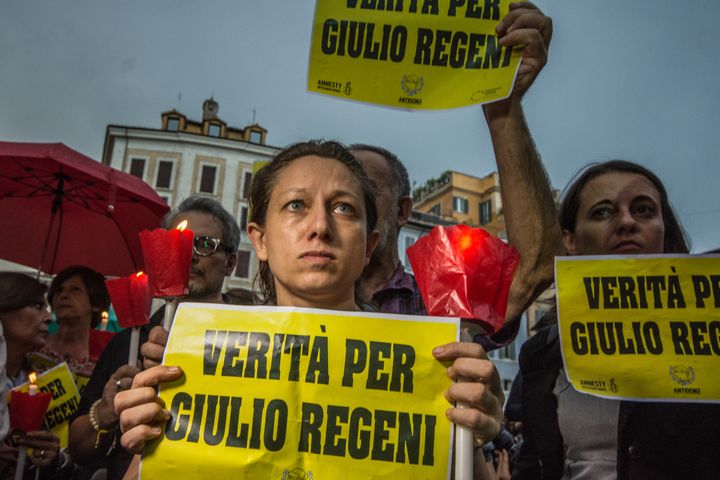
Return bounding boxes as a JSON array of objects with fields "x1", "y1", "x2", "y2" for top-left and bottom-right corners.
[{"x1": 2, "y1": 0, "x2": 718, "y2": 251}]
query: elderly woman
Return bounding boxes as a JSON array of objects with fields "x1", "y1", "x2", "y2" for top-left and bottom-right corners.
[
  {"x1": 40, "y1": 266, "x2": 110, "y2": 377},
  {"x1": 0, "y1": 273, "x2": 72, "y2": 478}
]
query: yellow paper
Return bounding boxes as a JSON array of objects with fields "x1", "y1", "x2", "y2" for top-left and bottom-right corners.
[
  {"x1": 11, "y1": 362, "x2": 82, "y2": 447},
  {"x1": 556, "y1": 255, "x2": 720, "y2": 402},
  {"x1": 308, "y1": 0, "x2": 522, "y2": 110},
  {"x1": 140, "y1": 304, "x2": 458, "y2": 479}
]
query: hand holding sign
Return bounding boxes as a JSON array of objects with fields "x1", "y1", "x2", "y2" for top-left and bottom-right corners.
[
  {"x1": 116, "y1": 365, "x2": 182, "y2": 453},
  {"x1": 495, "y1": 1, "x2": 552, "y2": 101}
]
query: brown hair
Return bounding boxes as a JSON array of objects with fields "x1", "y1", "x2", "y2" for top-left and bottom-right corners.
[
  {"x1": 559, "y1": 160, "x2": 689, "y2": 253},
  {"x1": 0, "y1": 273, "x2": 47, "y2": 313},
  {"x1": 249, "y1": 140, "x2": 377, "y2": 304},
  {"x1": 48, "y1": 265, "x2": 110, "y2": 328}
]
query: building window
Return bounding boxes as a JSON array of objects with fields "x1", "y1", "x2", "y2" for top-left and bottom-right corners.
[
  {"x1": 234, "y1": 250, "x2": 251, "y2": 279},
  {"x1": 156, "y1": 160, "x2": 174, "y2": 189},
  {"x1": 453, "y1": 196, "x2": 468, "y2": 214},
  {"x1": 249, "y1": 130, "x2": 262, "y2": 144},
  {"x1": 167, "y1": 117, "x2": 180, "y2": 131},
  {"x1": 479, "y1": 200, "x2": 492, "y2": 225},
  {"x1": 497, "y1": 342, "x2": 516, "y2": 361},
  {"x1": 503, "y1": 379, "x2": 513, "y2": 391},
  {"x1": 129, "y1": 158, "x2": 145, "y2": 179},
  {"x1": 429, "y1": 203, "x2": 441, "y2": 216},
  {"x1": 199, "y1": 165, "x2": 217, "y2": 194},
  {"x1": 402, "y1": 235, "x2": 417, "y2": 271},
  {"x1": 208, "y1": 123, "x2": 221, "y2": 137},
  {"x1": 239, "y1": 206, "x2": 249, "y2": 232},
  {"x1": 241, "y1": 171, "x2": 253, "y2": 199}
]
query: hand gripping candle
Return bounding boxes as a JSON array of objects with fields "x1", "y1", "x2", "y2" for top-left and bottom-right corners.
[{"x1": 407, "y1": 224, "x2": 520, "y2": 480}]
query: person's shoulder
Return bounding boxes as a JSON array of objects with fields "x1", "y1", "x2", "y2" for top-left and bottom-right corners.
[{"x1": 519, "y1": 324, "x2": 560, "y2": 371}]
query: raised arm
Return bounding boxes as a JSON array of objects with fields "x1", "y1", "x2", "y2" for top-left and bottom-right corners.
[{"x1": 485, "y1": 2, "x2": 562, "y2": 323}]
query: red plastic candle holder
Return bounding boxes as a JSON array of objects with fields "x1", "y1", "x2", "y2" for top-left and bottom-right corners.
[
  {"x1": 139, "y1": 226, "x2": 193, "y2": 297},
  {"x1": 105, "y1": 272, "x2": 152, "y2": 328},
  {"x1": 9, "y1": 390, "x2": 52, "y2": 432},
  {"x1": 407, "y1": 224, "x2": 519, "y2": 333}
]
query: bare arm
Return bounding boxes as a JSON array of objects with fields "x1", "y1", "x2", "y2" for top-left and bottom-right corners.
[{"x1": 485, "y1": 2, "x2": 562, "y2": 323}]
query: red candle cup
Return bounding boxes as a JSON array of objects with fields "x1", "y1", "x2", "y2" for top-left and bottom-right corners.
[
  {"x1": 139, "y1": 224, "x2": 193, "y2": 297},
  {"x1": 9, "y1": 390, "x2": 52, "y2": 432},
  {"x1": 89, "y1": 330, "x2": 116, "y2": 362},
  {"x1": 106, "y1": 272, "x2": 152, "y2": 328},
  {"x1": 407, "y1": 224, "x2": 520, "y2": 334}
]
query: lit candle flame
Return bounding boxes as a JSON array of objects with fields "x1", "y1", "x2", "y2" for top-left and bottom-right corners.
[
  {"x1": 28, "y1": 372, "x2": 37, "y2": 385},
  {"x1": 101, "y1": 311, "x2": 109, "y2": 321},
  {"x1": 459, "y1": 233, "x2": 473, "y2": 253},
  {"x1": 136, "y1": 271, "x2": 145, "y2": 277},
  {"x1": 176, "y1": 220, "x2": 188, "y2": 231}
]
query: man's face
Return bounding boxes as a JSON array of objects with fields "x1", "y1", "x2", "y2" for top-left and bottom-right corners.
[
  {"x1": 170, "y1": 211, "x2": 235, "y2": 301},
  {"x1": 352, "y1": 150, "x2": 398, "y2": 260}
]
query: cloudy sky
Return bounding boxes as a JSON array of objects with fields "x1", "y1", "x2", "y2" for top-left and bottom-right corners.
[{"x1": 2, "y1": 0, "x2": 718, "y2": 251}]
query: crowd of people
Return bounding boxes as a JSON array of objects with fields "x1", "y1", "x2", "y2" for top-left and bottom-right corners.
[{"x1": 0, "y1": 2, "x2": 717, "y2": 479}]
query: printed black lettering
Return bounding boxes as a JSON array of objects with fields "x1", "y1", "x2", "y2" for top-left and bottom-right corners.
[
  {"x1": 371, "y1": 410, "x2": 396, "y2": 461},
  {"x1": 395, "y1": 412, "x2": 422, "y2": 464},
  {"x1": 203, "y1": 395, "x2": 229, "y2": 446},
  {"x1": 245, "y1": 332, "x2": 270, "y2": 379},
  {"x1": 570, "y1": 322, "x2": 588, "y2": 355},
  {"x1": 323, "y1": 405, "x2": 349, "y2": 456},
  {"x1": 221, "y1": 331, "x2": 248, "y2": 377},
  {"x1": 583, "y1": 277, "x2": 601, "y2": 309},
  {"x1": 366, "y1": 341, "x2": 391, "y2": 390},
  {"x1": 348, "y1": 407, "x2": 372, "y2": 459},
  {"x1": 390, "y1": 343, "x2": 415, "y2": 393},
  {"x1": 264, "y1": 399, "x2": 288, "y2": 452},
  {"x1": 343, "y1": 339, "x2": 368, "y2": 387},
  {"x1": 166, "y1": 392, "x2": 192, "y2": 441},
  {"x1": 203, "y1": 330, "x2": 226, "y2": 375},
  {"x1": 298, "y1": 402, "x2": 324, "y2": 454}
]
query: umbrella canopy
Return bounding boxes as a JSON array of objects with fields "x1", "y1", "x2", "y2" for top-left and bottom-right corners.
[{"x1": 0, "y1": 141, "x2": 170, "y2": 276}]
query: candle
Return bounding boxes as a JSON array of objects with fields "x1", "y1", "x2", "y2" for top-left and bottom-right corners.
[
  {"x1": 100, "y1": 311, "x2": 109, "y2": 331},
  {"x1": 28, "y1": 372, "x2": 38, "y2": 396},
  {"x1": 407, "y1": 224, "x2": 520, "y2": 333},
  {"x1": 139, "y1": 221, "x2": 194, "y2": 298},
  {"x1": 106, "y1": 271, "x2": 152, "y2": 365}
]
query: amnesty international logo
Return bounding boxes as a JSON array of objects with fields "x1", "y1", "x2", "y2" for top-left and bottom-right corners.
[
  {"x1": 281, "y1": 468, "x2": 313, "y2": 480},
  {"x1": 401, "y1": 74, "x2": 424, "y2": 96},
  {"x1": 669, "y1": 365, "x2": 696, "y2": 386}
]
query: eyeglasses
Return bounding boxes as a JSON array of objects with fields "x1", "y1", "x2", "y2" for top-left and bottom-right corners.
[{"x1": 193, "y1": 236, "x2": 226, "y2": 257}]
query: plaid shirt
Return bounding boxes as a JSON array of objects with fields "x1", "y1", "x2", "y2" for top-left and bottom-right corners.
[
  {"x1": 372, "y1": 264, "x2": 516, "y2": 351},
  {"x1": 371, "y1": 263, "x2": 427, "y2": 315}
]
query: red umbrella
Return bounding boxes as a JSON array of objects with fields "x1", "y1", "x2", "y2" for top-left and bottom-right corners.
[{"x1": 0, "y1": 141, "x2": 170, "y2": 276}]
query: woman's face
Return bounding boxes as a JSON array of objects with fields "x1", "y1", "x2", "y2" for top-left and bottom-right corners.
[
  {"x1": 249, "y1": 155, "x2": 378, "y2": 309},
  {"x1": 52, "y1": 275, "x2": 94, "y2": 323},
  {"x1": 1, "y1": 298, "x2": 51, "y2": 351},
  {"x1": 563, "y1": 172, "x2": 665, "y2": 255}
]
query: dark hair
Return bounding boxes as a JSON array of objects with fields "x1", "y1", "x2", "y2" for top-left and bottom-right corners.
[
  {"x1": 0, "y1": 273, "x2": 47, "y2": 313},
  {"x1": 48, "y1": 266, "x2": 110, "y2": 328},
  {"x1": 349, "y1": 143, "x2": 410, "y2": 201},
  {"x1": 163, "y1": 196, "x2": 241, "y2": 252},
  {"x1": 559, "y1": 160, "x2": 689, "y2": 253},
  {"x1": 249, "y1": 140, "x2": 378, "y2": 304}
]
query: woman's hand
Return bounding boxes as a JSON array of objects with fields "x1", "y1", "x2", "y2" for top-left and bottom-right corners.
[
  {"x1": 433, "y1": 341, "x2": 504, "y2": 445},
  {"x1": 115, "y1": 365, "x2": 183, "y2": 453},
  {"x1": 20, "y1": 431, "x2": 60, "y2": 470}
]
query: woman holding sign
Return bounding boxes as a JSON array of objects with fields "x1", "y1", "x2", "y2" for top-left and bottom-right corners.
[
  {"x1": 516, "y1": 161, "x2": 720, "y2": 479},
  {"x1": 114, "y1": 141, "x2": 504, "y2": 476},
  {"x1": 0, "y1": 273, "x2": 72, "y2": 478}
]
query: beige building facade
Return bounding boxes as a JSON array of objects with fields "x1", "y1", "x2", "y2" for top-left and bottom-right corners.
[
  {"x1": 412, "y1": 170, "x2": 506, "y2": 238},
  {"x1": 101, "y1": 98, "x2": 279, "y2": 296}
]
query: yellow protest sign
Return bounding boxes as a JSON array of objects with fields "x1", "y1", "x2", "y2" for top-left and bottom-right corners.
[
  {"x1": 556, "y1": 255, "x2": 720, "y2": 402},
  {"x1": 140, "y1": 304, "x2": 458, "y2": 479},
  {"x1": 308, "y1": 0, "x2": 522, "y2": 109},
  {"x1": 11, "y1": 362, "x2": 81, "y2": 447}
]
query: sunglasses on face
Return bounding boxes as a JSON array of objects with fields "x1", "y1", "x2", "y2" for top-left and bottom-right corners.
[{"x1": 193, "y1": 236, "x2": 226, "y2": 257}]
